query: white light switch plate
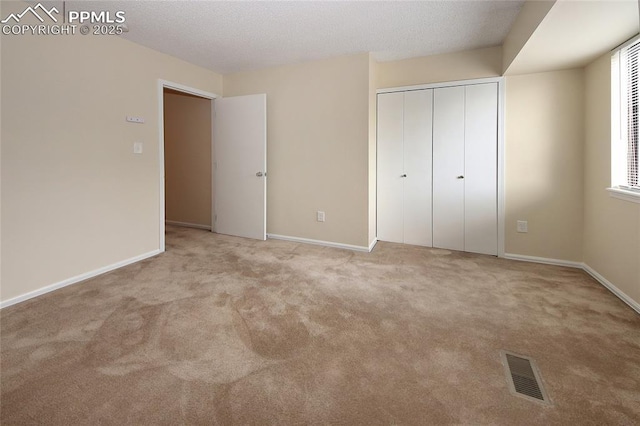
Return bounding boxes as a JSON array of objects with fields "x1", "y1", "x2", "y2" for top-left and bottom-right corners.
[{"x1": 133, "y1": 142, "x2": 143, "y2": 154}]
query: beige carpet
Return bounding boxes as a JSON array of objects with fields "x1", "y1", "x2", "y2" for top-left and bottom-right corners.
[{"x1": 1, "y1": 226, "x2": 639, "y2": 425}]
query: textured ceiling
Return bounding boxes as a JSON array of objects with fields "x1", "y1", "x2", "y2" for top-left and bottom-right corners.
[{"x1": 65, "y1": 1, "x2": 524, "y2": 74}]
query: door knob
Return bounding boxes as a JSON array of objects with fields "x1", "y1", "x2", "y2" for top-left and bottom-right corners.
[
  {"x1": 457, "y1": 175, "x2": 464, "y2": 179},
  {"x1": 256, "y1": 172, "x2": 264, "y2": 177},
  {"x1": 401, "y1": 174, "x2": 407, "y2": 178}
]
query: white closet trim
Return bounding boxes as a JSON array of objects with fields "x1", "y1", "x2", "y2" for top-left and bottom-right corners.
[{"x1": 377, "y1": 77, "x2": 504, "y2": 94}]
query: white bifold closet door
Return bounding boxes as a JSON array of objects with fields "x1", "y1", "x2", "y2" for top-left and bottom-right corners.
[
  {"x1": 433, "y1": 83, "x2": 498, "y2": 255},
  {"x1": 432, "y1": 86, "x2": 465, "y2": 251},
  {"x1": 377, "y1": 92, "x2": 404, "y2": 243},
  {"x1": 377, "y1": 89, "x2": 433, "y2": 246}
]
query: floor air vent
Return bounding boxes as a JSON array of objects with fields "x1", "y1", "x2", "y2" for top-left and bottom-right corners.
[{"x1": 501, "y1": 351, "x2": 551, "y2": 405}]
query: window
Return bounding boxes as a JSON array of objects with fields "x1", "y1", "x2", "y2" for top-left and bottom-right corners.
[{"x1": 611, "y1": 36, "x2": 640, "y2": 203}]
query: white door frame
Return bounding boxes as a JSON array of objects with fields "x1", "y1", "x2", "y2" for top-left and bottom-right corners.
[
  {"x1": 157, "y1": 80, "x2": 220, "y2": 252},
  {"x1": 377, "y1": 76, "x2": 506, "y2": 257}
]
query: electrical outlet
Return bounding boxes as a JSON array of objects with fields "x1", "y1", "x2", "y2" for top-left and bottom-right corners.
[
  {"x1": 317, "y1": 211, "x2": 325, "y2": 222},
  {"x1": 126, "y1": 116, "x2": 145, "y2": 124},
  {"x1": 517, "y1": 220, "x2": 528, "y2": 233}
]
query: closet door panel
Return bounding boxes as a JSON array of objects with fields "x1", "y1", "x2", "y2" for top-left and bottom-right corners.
[
  {"x1": 464, "y1": 83, "x2": 498, "y2": 255},
  {"x1": 403, "y1": 89, "x2": 433, "y2": 246},
  {"x1": 433, "y1": 86, "x2": 465, "y2": 251},
  {"x1": 376, "y1": 92, "x2": 404, "y2": 243}
]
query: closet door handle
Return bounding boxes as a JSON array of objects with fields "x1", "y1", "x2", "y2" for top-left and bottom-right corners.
[
  {"x1": 457, "y1": 175, "x2": 464, "y2": 179},
  {"x1": 401, "y1": 174, "x2": 407, "y2": 178}
]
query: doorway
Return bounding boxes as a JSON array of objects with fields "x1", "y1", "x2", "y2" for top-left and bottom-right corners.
[
  {"x1": 163, "y1": 88, "x2": 212, "y2": 231},
  {"x1": 158, "y1": 80, "x2": 219, "y2": 252}
]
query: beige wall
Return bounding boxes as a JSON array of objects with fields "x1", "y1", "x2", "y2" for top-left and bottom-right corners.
[
  {"x1": 505, "y1": 69, "x2": 584, "y2": 261},
  {"x1": 368, "y1": 54, "x2": 378, "y2": 246},
  {"x1": 1, "y1": 1, "x2": 223, "y2": 303},
  {"x1": 584, "y1": 54, "x2": 640, "y2": 303},
  {"x1": 163, "y1": 91, "x2": 212, "y2": 228},
  {"x1": 223, "y1": 54, "x2": 370, "y2": 247},
  {"x1": 502, "y1": 0, "x2": 555, "y2": 74},
  {"x1": 376, "y1": 46, "x2": 502, "y2": 89}
]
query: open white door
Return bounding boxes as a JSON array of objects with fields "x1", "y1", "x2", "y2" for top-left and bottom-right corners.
[{"x1": 213, "y1": 94, "x2": 267, "y2": 240}]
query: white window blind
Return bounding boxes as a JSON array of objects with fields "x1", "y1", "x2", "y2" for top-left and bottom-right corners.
[
  {"x1": 613, "y1": 36, "x2": 640, "y2": 191},
  {"x1": 624, "y1": 39, "x2": 639, "y2": 188}
]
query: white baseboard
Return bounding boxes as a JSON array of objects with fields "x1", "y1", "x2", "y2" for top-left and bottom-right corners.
[
  {"x1": 504, "y1": 253, "x2": 639, "y2": 315},
  {"x1": 369, "y1": 239, "x2": 378, "y2": 252},
  {"x1": 267, "y1": 234, "x2": 372, "y2": 252},
  {"x1": 166, "y1": 221, "x2": 211, "y2": 231},
  {"x1": 503, "y1": 253, "x2": 583, "y2": 269},
  {"x1": 582, "y1": 263, "x2": 640, "y2": 314},
  {"x1": 0, "y1": 250, "x2": 161, "y2": 309}
]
